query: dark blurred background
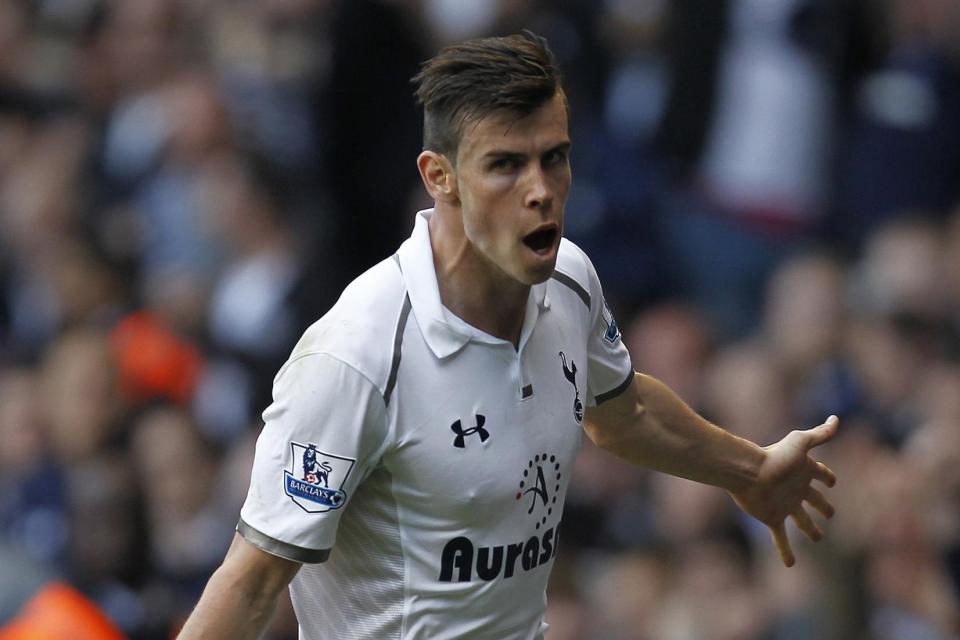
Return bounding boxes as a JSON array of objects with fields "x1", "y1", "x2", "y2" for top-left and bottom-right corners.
[{"x1": 1, "y1": 0, "x2": 959, "y2": 638}]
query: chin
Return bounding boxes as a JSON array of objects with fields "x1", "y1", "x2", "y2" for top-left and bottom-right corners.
[{"x1": 520, "y1": 259, "x2": 558, "y2": 286}]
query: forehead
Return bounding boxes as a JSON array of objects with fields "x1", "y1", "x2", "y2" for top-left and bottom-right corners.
[{"x1": 456, "y1": 92, "x2": 570, "y2": 161}]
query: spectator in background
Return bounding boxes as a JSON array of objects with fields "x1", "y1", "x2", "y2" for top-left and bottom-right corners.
[
  {"x1": 762, "y1": 251, "x2": 847, "y2": 381},
  {"x1": 582, "y1": 550, "x2": 670, "y2": 640},
  {"x1": 703, "y1": 342, "x2": 792, "y2": 447},
  {"x1": 834, "y1": 0, "x2": 960, "y2": 246},
  {"x1": 194, "y1": 154, "x2": 319, "y2": 442},
  {"x1": 129, "y1": 407, "x2": 230, "y2": 606},
  {"x1": 655, "y1": 0, "x2": 878, "y2": 338},
  {"x1": 322, "y1": 0, "x2": 427, "y2": 277},
  {"x1": 0, "y1": 540, "x2": 54, "y2": 627},
  {"x1": 0, "y1": 366, "x2": 67, "y2": 569},
  {"x1": 42, "y1": 328, "x2": 126, "y2": 464},
  {"x1": 125, "y1": 71, "x2": 231, "y2": 336},
  {"x1": 624, "y1": 303, "x2": 714, "y2": 412},
  {"x1": 845, "y1": 217, "x2": 952, "y2": 447},
  {"x1": 563, "y1": 0, "x2": 668, "y2": 309},
  {"x1": 943, "y1": 207, "x2": 960, "y2": 325},
  {"x1": 656, "y1": 534, "x2": 771, "y2": 640},
  {"x1": 65, "y1": 454, "x2": 145, "y2": 635},
  {"x1": 755, "y1": 249, "x2": 862, "y2": 432},
  {"x1": 0, "y1": 116, "x2": 98, "y2": 358}
]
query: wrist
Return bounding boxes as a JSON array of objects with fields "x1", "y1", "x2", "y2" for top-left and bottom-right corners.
[{"x1": 721, "y1": 437, "x2": 766, "y2": 493}]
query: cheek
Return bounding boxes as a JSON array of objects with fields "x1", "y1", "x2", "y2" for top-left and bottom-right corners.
[
  {"x1": 462, "y1": 209, "x2": 498, "y2": 253},
  {"x1": 460, "y1": 178, "x2": 515, "y2": 238},
  {"x1": 462, "y1": 208, "x2": 517, "y2": 267},
  {"x1": 550, "y1": 166, "x2": 572, "y2": 198}
]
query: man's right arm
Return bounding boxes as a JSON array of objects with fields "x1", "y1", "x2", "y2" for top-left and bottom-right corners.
[{"x1": 178, "y1": 533, "x2": 302, "y2": 640}]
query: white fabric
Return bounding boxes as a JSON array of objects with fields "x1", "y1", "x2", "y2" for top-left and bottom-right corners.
[{"x1": 239, "y1": 209, "x2": 634, "y2": 639}]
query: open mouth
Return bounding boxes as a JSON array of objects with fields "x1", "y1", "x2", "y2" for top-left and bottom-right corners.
[{"x1": 523, "y1": 227, "x2": 559, "y2": 254}]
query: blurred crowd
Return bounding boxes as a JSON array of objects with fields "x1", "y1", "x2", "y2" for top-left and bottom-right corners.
[{"x1": 1, "y1": 0, "x2": 959, "y2": 638}]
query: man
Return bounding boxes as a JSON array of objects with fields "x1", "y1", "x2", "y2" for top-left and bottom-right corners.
[{"x1": 178, "y1": 32, "x2": 838, "y2": 640}]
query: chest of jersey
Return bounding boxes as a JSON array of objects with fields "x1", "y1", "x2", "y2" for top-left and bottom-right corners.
[{"x1": 383, "y1": 310, "x2": 585, "y2": 560}]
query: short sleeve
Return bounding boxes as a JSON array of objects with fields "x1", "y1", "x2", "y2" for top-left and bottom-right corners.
[
  {"x1": 238, "y1": 352, "x2": 389, "y2": 563},
  {"x1": 583, "y1": 255, "x2": 634, "y2": 406}
]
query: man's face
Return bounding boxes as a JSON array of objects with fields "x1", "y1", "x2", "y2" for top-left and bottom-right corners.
[{"x1": 452, "y1": 91, "x2": 572, "y2": 286}]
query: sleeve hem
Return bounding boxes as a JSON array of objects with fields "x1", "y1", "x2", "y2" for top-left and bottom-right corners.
[
  {"x1": 237, "y1": 518, "x2": 330, "y2": 564},
  {"x1": 593, "y1": 370, "x2": 635, "y2": 405}
]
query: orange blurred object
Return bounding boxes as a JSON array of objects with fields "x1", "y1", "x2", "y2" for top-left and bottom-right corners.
[
  {"x1": 110, "y1": 310, "x2": 204, "y2": 406},
  {"x1": 0, "y1": 582, "x2": 125, "y2": 640}
]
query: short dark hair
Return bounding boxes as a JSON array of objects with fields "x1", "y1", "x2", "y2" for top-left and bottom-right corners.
[{"x1": 412, "y1": 31, "x2": 563, "y2": 160}]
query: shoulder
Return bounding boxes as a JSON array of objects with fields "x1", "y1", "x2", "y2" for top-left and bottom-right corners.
[
  {"x1": 282, "y1": 256, "x2": 407, "y2": 395},
  {"x1": 550, "y1": 238, "x2": 597, "y2": 312}
]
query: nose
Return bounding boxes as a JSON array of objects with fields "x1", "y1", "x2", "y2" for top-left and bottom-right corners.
[{"x1": 524, "y1": 167, "x2": 552, "y2": 211}]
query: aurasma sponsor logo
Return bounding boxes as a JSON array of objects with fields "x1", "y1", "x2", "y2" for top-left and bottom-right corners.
[{"x1": 438, "y1": 527, "x2": 559, "y2": 582}]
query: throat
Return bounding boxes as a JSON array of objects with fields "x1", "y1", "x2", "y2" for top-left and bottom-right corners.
[
  {"x1": 437, "y1": 264, "x2": 529, "y2": 346},
  {"x1": 429, "y1": 210, "x2": 530, "y2": 346}
]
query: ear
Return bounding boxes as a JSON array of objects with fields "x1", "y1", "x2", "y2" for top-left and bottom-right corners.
[{"x1": 417, "y1": 150, "x2": 458, "y2": 203}]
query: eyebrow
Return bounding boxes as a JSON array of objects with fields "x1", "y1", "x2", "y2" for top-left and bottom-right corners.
[
  {"x1": 481, "y1": 141, "x2": 572, "y2": 161},
  {"x1": 483, "y1": 150, "x2": 525, "y2": 162}
]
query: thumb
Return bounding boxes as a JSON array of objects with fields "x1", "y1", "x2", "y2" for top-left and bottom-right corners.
[{"x1": 803, "y1": 415, "x2": 839, "y2": 449}]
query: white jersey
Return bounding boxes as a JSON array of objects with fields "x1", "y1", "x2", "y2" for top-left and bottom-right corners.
[{"x1": 239, "y1": 209, "x2": 633, "y2": 640}]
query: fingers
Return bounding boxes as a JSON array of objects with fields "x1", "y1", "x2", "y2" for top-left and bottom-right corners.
[
  {"x1": 805, "y1": 487, "x2": 835, "y2": 519},
  {"x1": 791, "y1": 505, "x2": 824, "y2": 542},
  {"x1": 813, "y1": 460, "x2": 837, "y2": 487},
  {"x1": 771, "y1": 503, "x2": 832, "y2": 568},
  {"x1": 770, "y1": 522, "x2": 795, "y2": 568},
  {"x1": 801, "y1": 415, "x2": 840, "y2": 449}
]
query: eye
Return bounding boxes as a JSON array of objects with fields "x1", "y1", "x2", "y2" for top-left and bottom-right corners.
[
  {"x1": 543, "y1": 149, "x2": 568, "y2": 167},
  {"x1": 490, "y1": 156, "x2": 521, "y2": 171}
]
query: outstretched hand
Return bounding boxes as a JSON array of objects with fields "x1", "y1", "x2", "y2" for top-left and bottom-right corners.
[{"x1": 731, "y1": 416, "x2": 839, "y2": 567}]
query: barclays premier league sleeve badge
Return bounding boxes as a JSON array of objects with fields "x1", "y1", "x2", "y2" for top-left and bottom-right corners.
[
  {"x1": 284, "y1": 442, "x2": 356, "y2": 513},
  {"x1": 601, "y1": 297, "x2": 621, "y2": 344}
]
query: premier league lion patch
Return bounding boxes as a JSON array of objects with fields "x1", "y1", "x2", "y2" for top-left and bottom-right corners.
[
  {"x1": 601, "y1": 297, "x2": 621, "y2": 344},
  {"x1": 284, "y1": 442, "x2": 355, "y2": 513}
]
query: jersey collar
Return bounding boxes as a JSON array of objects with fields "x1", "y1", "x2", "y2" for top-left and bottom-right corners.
[{"x1": 397, "y1": 209, "x2": 550, "y2": 359}]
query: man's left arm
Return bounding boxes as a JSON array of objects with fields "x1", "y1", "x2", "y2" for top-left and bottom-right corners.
[{"x1": 583, "y1": 371, "x2": 838, "y2": 567}]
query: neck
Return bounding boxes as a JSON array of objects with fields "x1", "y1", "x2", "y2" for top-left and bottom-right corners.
[{"x1": 429, "y1": 206, "x2": 529, "y2": 347}]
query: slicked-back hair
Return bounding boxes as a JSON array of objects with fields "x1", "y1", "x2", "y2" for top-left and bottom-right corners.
[{"x1": 412, "y1": 31, "x2": 563, "y2": 162}]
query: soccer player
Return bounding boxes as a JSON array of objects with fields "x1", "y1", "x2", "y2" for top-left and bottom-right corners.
[{"x1": 178, "y1": 32, "x2": 838, "y2": 640}]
